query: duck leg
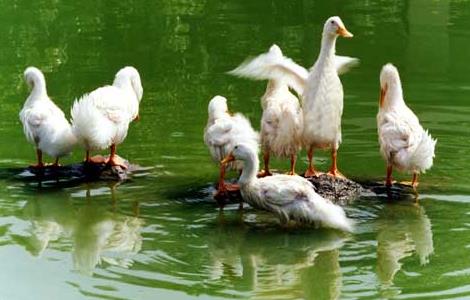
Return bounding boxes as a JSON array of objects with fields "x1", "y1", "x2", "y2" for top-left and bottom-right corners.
[
  {"x1": 327, "y1": 148, "x2": 346, "y2": 178},
  {"x1": 107, "y1": 144, "x2": 127, "y2": 169},
  {"x1": 258, "y1": 151, "x2": 272, "y2": 177},
  {"x1": 386, "y1": 164, "x2": 393, "y2": 187},
  {"x1": 411, "y1": 172, "x2": 419, "y2": 190},
  {"x1": 52, "y1": 157, "x2": 60, "y2": 167},
  {"x1": 214, "y1": 164, "x2": 229, "y2": 206},
  {"x1": 286, "y1": 154, "x2": 297, "y2": 175},
  {"x1": 30, "y1": 149, "x2": 44, "y2": 168},
  {"x1": 304, "y1": 147, "x2": 321, "y2": 177}
]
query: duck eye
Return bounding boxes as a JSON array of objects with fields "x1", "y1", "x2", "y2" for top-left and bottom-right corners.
[
  {"x1": 234, "y1": 146, "x2": 238, "y2": 149},
  {"x1": 330, "y1": 20, "x2": 335, "y2": 25}
]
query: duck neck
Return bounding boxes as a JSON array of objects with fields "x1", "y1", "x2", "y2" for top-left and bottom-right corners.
[
  {"x1": 317, "y1": 33, "x2": 337, "y2": 65},
  {"x1": 266, "y1": 80, "x2": 288, "y2": 94},
  {"x1": 27, "y1": 79, "x2": 47, "y2": 103},
  {"x1": 208, "y1": 110, "x2": 228, "y2": 124},
  {"x1": 262, "y1": 80, "x2": 287, "y2": 104},
  {"x1": 238, "y1": 152, "x2": 259, "y2": 186},
  {"x1": 383, "y1": 82, "x2": 405, "y2": 110}
]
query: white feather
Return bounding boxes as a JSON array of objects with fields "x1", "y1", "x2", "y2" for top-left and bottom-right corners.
[
  {"x1": 260, "y1": 88, "x2": 303, "y2": 158},
  {"x1": 232, "y1": 144, "x2": 353, "y2": 232},
  {"x1": 377, "y1": 63, "x2": 436, "y2": 174},
  {"x1": 228, "y1": 44, "x2": 308, "y2": 96},
  {"x1": 334, "y1": 55, "x2": 360, "y2": 75},
  {"x1": 302, "y1": 17, "x2": 355, "y2": 150},
  {"x1": 71, "y1": 66, "x2": 143, "y2": 152},
  {"x1": 204, "y1": 96, "x2": 259, "y2": 171},
  {"x1": 19, "y1": 67, "x2": 77, "y2": 159},
  {"x1": 228, "y1": 44, "x2": 359, "y2": 98}
]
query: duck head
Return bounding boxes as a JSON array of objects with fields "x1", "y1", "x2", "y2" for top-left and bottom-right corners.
[
  {"x1": 323, "y1": 16, "x2": 353, "y2": 38},
  {"x1": 379, "y1": 63, "x2": 403, "y2": 108},
  {"x1": 114, "y1": 66, "x2": 143, "y2": 102},
  {"x1": 208, "y1": 95, "x2": 230, "y2": 120},
  {"x1": 24, "y1": 66, "x2": 46, "y2": 92},
  {"x1": 221, "y1": 143, "x2": 254, "y2": 165}
]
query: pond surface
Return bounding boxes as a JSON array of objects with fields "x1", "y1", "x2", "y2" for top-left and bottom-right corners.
[{"x1": 1, "y1": 0, "x2": 470, "y2": 299}]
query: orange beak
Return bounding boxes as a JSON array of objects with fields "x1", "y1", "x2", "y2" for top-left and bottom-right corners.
[
  {"x1": 380, "y1": 85, "x2": 387, "y2": 108},
  {"x1": 221, "y1": 153, "x2": 235, "y2": 165},
  {"x1": 337, "y1": 26, "x2": 353, "y2": 38}
]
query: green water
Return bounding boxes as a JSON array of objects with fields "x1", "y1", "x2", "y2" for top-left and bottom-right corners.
[{"x1": 1, "y1": 0, "x2": 470, "y2": 299}]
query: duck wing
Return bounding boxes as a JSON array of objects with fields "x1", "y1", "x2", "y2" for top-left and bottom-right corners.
[
  {"x1": 228, "y1": 44, "x2": 308, "y2": 96},
  {"x1": 334, "y1": 55, "x2": 360, "y2": 75},
  {"x1": 258, "y1": 175, "x2": 314, "y2": 208}
]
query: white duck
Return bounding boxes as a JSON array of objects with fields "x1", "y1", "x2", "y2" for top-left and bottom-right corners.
[
  {"x1": 228, "y1": 18, "x2": 357, "y2": 178},
  {"x1": 204, "y1": 96, "x2": 259, "y2": 201},
  {"x1": 229, "y1": 45, "x2": 305, "y2": 176},
  {"x1": 19, "y1": 67, "x2": 77, "y2": 167},
  {"x1": 221, "y1": 143, "x2": 353, "y2": 231},
  {"x1": 377, "y1": 63, "x2": 436, "y2": 189},
  {"x1": 71, "y1": 66, "x2": 143, "y2": 168},
  {"x1": 302, "y1": 16, "x2": 354, "y2": 178}
]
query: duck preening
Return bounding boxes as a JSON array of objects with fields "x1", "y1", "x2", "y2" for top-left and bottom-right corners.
[
  {"x1": 19, "y1": 67, "x2": 77, "y2": 168},
  {"x1": 377, "y1": 64, "x2": 436, "y2": 190},
  {"x1": 221, "y1": 143, "x2": 353, "y2": 232},
  {"x1": 204, "y1": 96, "x2": 259, "y2": 202},
  {"x1": 229, "y1": 44, "x2": 304, "y2": 176},
  {"x1": 71, "y1": 66, "x2": 143, "y2": 168}
]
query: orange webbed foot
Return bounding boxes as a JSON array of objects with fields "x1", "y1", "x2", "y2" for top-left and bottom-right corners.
[
  {"x1": 304, "y1": 168, "x2": 322, "y2": 178},
  {"x1": 327, "y1": 169, "x2": 346, "y2": 179},
  {"x1": 257, "y1": 170, "x2": 273, "y2": 178},
  {"x1": 106, "y1": 155, "x2": 128, "y2": 169}
]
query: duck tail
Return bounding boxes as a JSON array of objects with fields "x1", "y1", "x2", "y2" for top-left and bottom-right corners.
[
  {"x1": 412, "y1": 130, "x2": 437, "y2": 173},
  {"x1": 71, "y1": 94, "x2": 114, "y2": 149},
  {"x1": 308, "y1": 194, "x2": 354, "y2": 232}
]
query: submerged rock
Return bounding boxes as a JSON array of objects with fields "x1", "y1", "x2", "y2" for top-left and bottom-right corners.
[
  {"x1": 213, "y1": 174, "x2": 364, "y2": 207},
  {"x1": 16, "y1": 155, "x2": 139, "y2": 184},
  {"x1": 306, "y1": 174, "x2": 363, "y2": 205}
]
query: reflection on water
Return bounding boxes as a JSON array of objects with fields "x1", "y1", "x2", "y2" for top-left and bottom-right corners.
[
  {"x1": 205, "y1": 218, "x2": 348, "y2": 300},
  {"x1": 376, "y1": 202, "x2": 433, "y2": 293},
  {"x1": 22, "y1": 186, "x2": 143, "y2": 276}
]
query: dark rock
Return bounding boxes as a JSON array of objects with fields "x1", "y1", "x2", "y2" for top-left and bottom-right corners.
[
  {"x1": 306, "y1": 174, "x2": 363, "y2": 205},
  {"x1": 16, "y1": 155, "x2": 140, "y2": 186}
]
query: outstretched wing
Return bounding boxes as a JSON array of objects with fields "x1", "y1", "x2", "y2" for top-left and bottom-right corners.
[
  {"x1": 334, "y1": 55, "x2": 360, "y2": 75},
  {"x1": 228, "y1": 44, "x2": 308, "y2": 96}
]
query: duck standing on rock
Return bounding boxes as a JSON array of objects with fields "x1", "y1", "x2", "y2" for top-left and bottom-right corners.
[
  {"x1": 221, "y1": 143, "x2": 353, "y2": 232},
  {"x1": 71, "y1": 66, "x2": 143, "y2": 168},
  {"x1": 302, "y1": 16, "x2": 354, "y2": 178},
  {"x1": 204, "y1": 96, "x2": 259, "y2": 202},
  {"x1": 229, "y1": 44, "x2": 305, "y2": 177},
  {"x1": 19, "y1": 67, "x2": 77, "y2": 168},
  {"x1": 377, "y1": 64, "x2": 436, "y2": 190},
  {"x1": 227, "y1": 17, "x2": 357, "y2": 179}
]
